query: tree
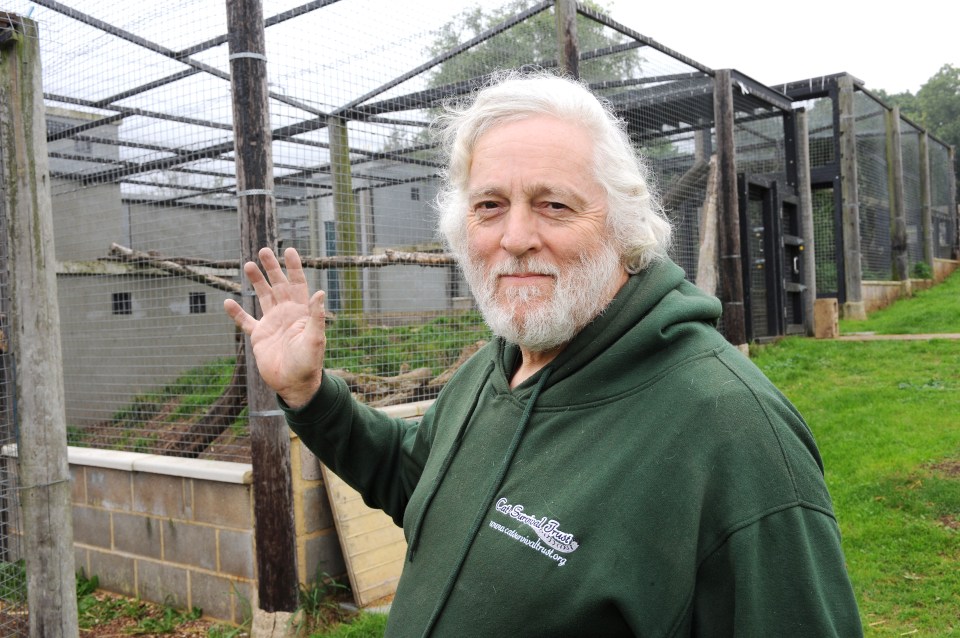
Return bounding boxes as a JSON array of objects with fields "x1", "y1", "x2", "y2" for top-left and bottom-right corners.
[
  {"x1": 916, "y1": 64, "x2": 960, "y2": 163},
  {"x1": 878, "y1": 64, "x2": 960, "y2": 192},
  {"x1": 872, "y1": 88, "x2": 920, "y2": 121},
  {"x1": 425, "y1": 0, "x2": 643, "y2": 88}
]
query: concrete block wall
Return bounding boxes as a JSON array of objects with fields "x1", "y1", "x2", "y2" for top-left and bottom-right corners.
[
  {"x1": 2, "y1": 446, "x2": 257, "y2": 624},
  {"x1": 67, "y1": 447, "x2": 257, "y2": 624},
  {"x1": 291, "y1": 433, "x2": 347, "y2": 585}
]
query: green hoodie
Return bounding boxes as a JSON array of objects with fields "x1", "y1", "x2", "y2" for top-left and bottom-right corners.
[{"x1": 284, "y1": 259, "x2": 863, "y2": 637}]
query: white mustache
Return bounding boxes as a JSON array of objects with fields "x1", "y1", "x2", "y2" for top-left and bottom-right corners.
[{"x1": 491, "y1": 258, "x2": 561, "y2": 278}]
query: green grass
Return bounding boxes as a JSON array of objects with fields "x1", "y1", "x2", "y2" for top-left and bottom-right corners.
[
  {"x1": 840, "y1": 268, "x2": 960, "y2": 335},
  {"x1": 752, "y1": 337, "x2": 960, "y2": 634},
  {"x1": 324, "y1": 312, "x2": 490, "y2": 377},
  {"x1": 311, "y1": 611, "x2": 388, "y2": 637}
]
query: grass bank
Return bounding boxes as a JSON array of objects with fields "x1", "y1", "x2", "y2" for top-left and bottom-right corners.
[{"x1": 752, "y1": 270, "x2": 960, "y2": 635}]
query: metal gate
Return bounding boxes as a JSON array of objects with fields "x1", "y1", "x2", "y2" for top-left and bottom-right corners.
[{"x1": 738, "y1": 175, "x2": 806, "y2": 341}]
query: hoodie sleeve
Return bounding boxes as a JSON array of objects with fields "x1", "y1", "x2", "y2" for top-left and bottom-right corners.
[
  {"x1": 280, "y1": 371, "x2": 434, "y2": 526},
  {"x1": 689, "y1": 505, "x2": 864, "y2": 637}
]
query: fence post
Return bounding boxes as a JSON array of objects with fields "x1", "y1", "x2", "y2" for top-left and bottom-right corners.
[
  {"x1": 886, "y1": 106, "x2": 908, "y2": 280},
  {"x1": 918, "y1": 131, "x2": 935, "y2": 271},
  {"x1": 0, "y1": 13, "x2": 79, "y2": 637},
  {"x1": 712, "y1": 70, "x2": 746, "y2": 348},
  {"x1": 951, "y1": 146, "x2": 959, "y2": 260},
  {"x1": 554, "y1": 0, "x2": 579, "y2": 79},
  {"x1": 837, "y1": 75, "x2": 866, "y2": 319},
  {"x1": 225, "y1": 0, "x2": 299, "y2": 614},
  {"x1": 328, "y1": 115, "x2": 363, "y2": 316},
  {"x1": 796, "y1": 109, "x2": 817, "y2": 336}
]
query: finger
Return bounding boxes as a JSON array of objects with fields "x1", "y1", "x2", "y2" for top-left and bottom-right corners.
[
  {"x1": 259, "y1": 247, "x2": 288, "y2": 288},
  {"x1": 223, "y1": 298, "x2": 257, "y2": 335},
  {"x1": 284, "y1": 247, "x2": 308, "y2": 288},
  {"x1": 243, "y1": 260, "x2": 275, "y2": 311}
]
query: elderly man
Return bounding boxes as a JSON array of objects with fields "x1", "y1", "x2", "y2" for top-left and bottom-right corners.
[{"x1": 224, "y1": 72, "x2": 863, "y2": 637}]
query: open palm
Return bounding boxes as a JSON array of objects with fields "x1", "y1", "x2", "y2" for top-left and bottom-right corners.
[{"x1": 224, "y1": 247, "x2": 326, "y2": 408}]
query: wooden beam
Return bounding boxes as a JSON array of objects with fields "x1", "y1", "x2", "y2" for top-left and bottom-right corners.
[
  {"x1": 886, "y1": 106, "x2": 908, "y2": 280},
  {"x1": 328, "y1": 115, "x2": 363, "y2": 316},
  {"x1": 554, "y1": 0, "x2": 579, "y2": 79},
  {"x1": 226, "y1": 0, "x2": 298, "y2": 612},
  {"x1": 0, "y1": 12, "x2": 80, "y2": 636},
  {"x1": 712, "y1": 70, "x2": 746, "y2": 346},
  {"x1": 918, "y1": 131, "x2": 935, "y2": 269},
  {"x1": 837, "y1": 75, "x2": 866, "y2": 319},
  {"x1": 796, "y1": 109, "x2": 817, "y2": 336}
]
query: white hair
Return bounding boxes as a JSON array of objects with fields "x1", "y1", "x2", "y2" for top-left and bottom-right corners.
[{"x1": 433, "y1": 70, "x2": 672, "y2": 273}]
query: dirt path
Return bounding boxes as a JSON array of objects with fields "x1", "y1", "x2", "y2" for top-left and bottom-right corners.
[{"x1": 835, "y1": 333, "x2": 960, "y2": 341}]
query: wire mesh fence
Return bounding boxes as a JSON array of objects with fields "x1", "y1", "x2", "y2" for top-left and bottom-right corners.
[
  {"x1": 930, "y1": 142, "x2": 957, "y2": 259},
  {"x1": 854, "y1": 91, "x2": 892, "y2": 281},
  {"x1": 0, "y1": 0, "x2": 956, "y2": 628},
  {"x1": 0, "y1": 160, "x2": 27, "y2": 638},
  {"x1": 900, "y1": 120, "x2": 924, "y2": 270},
  {"x1": 2, "y1": 1, "x2": 955, "y2": 470},
  {"x1": 0, "y1": 0, "x2": 724, "y2": 467}
]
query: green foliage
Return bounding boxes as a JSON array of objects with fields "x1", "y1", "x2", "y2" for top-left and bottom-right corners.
[
  {"x1": 916, "y1": 64, "x2": 960, "y2": 145},
  {"x1": 324, "y1": 312, "x2": 490, "y2": 377},
  {"x1": 310, "y1": 611, "x2": 389, "y2": 638},
  {"x1": 426, "y1": 0, "x2": 638, "y2": 87},
  {"x1": 879, "y1": 63, "x2": 960, "y2": 191},
  {"x1": 75, "y1": 570, "x2": 205, "y2": 633},
  {"x1": 911, "y1": 261, "x2": 933, "y2": 280},
  {"x1": 0, "y1": 560, "x2": 26, "y2": 604},
  {"x1": 298, "y1": 572, "x2": 351, "y2": 617},
  {"x1": 872, "y1": 88, "x2": 920, "y2": 121}
]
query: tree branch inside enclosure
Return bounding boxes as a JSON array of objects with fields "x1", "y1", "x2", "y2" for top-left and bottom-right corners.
[{"x1": 99, "y1": 243, "x2": 473, "y2": 456}]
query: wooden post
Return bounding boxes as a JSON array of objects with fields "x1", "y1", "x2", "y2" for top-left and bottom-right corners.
[
  {"x1": 886, "y1": 106, "x2": 908, "y2": 280},
  {"x1": 712, "y1": 70, "x2": 746, "y2": 347},
  {"x1": 328, "y1": 116, "x2": 363, "y2": 317},
  {"x1": 225, "y1": 0, "x2": 298, "y2": 613},
  {"x1": 837, "y1": 75, "x2": 866, "y2": 319},
  {"x1": 554, "y1": 0, "x2": 579, "y2": 79},
  {"x1": 0, "y1": 13, "x2": 79, "y2": 637},
  {"x1": 918, "y1": 131, "x2": 935, "y2": 270},
  {"x1": 950, "y1": 146, "x2": 959, "y2": 260},
  {"x1": 796, "y1": 109, "x2": 817, "y2": 336}
]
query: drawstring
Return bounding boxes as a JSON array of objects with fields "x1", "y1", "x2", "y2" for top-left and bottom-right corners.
[
  {"x1": 406, "y1": 360, "x2": 495, "y2": 562},
  {"x1": 420, "y1": 366, "x2": 554, "y2": 637}
]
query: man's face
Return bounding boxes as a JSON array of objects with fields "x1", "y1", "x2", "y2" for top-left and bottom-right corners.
[{"x1": 460, "y1": 115, "x2": 628, "y2": 352}]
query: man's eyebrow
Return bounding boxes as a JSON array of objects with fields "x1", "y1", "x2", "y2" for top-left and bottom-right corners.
[
  {"x1": 467, "y1": 187, "x2": 504, "y2": 200},
  {"x1": 527, "y1": 184, "x2": 587, "y2": 206}
]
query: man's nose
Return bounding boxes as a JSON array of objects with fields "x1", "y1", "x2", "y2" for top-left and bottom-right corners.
[{"x1": 499, "y1": 205, "x2": 542, "y2": 256}]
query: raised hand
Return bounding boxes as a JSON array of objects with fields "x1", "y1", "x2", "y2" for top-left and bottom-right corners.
[{"x1": 224, "y1": 246, "x2": 326, "y2": 408}]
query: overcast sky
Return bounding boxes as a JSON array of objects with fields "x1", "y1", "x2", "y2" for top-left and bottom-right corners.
[{"x1": 606, "y1": 0, "x2": 957, "y2": 95}]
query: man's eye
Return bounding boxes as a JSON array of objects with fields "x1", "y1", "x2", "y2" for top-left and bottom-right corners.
[
  {"x1": 541, "y1": 201, "x2": 570, "y2": 213},
  {"x1": 473, "y1": 201, "x2": 503, "y2": 217}
]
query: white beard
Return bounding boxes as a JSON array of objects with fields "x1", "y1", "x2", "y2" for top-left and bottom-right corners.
[{"x1": 461, "y1": 242, "x2": 624, "y2": 352}]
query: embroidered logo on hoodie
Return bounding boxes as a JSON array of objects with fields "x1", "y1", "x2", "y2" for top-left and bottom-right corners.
[{"x1": 493, "y1": 497, "x2": 580, "y2": 558}]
